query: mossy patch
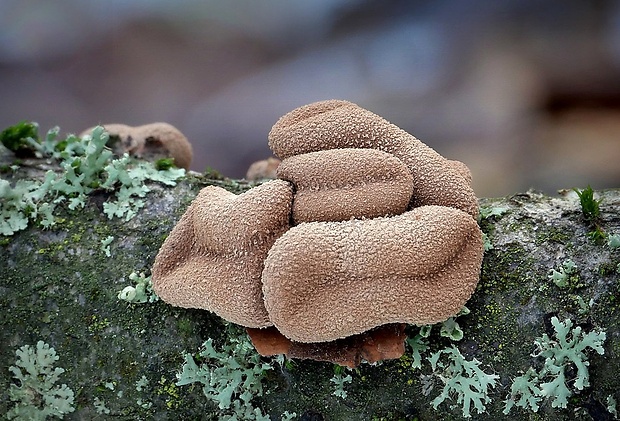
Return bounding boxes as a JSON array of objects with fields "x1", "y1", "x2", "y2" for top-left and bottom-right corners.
[
  {"x1": 534, "y1": 226, "x2": 573, "y2": 246},
  {"x1": 479, "y1": 242, "x2": 534, "y2": 294}
]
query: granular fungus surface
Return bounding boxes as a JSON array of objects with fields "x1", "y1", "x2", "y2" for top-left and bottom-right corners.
[{"x1": 152, "y1": 100, "x2": 484, "y2": 366}]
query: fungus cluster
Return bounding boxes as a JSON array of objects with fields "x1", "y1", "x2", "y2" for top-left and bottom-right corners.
[
  {"x1": 80, "y1": 123, "x2": 193, "y2": 170},
  {"x1": 152, "y1": 100, "x2": 484, "y2": 366},
  {"x1": 245, "y1": 156, "x2": 281, "y2": 180}
]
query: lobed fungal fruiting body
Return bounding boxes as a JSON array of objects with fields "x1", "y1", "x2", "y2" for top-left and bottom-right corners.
[
  {"x1": 268, "y1": 99, "x2": 478, "y2": 218},
  {"x1": 276, "y1": 148, "x2": 413, "y2": 223},
  {"x1": 245, "y1": 157, "x2": 281, "y2": 180},
  {"x1": 152, "y1": 180, "x2": 292, "y2": 328},
  {"x1": 80, "y1": 123, "x2": 193, "y2": 170},
  {"x1": 262, "y1": 206, "x2": 483, "y2": 342},
  {"x1": 152, "y1": 100, "x2": 484, "y2": 362}
]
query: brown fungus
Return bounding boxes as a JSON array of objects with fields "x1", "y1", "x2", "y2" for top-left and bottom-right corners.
[
  {"x1": 80, "y1": 122, "x2": 193, "y2": 170},
  {"x1": 152, "y1": 100, "x2": 484, "y2": 366},
  {"x1": 245, "y1": 157, "x2": 281, "y2": 180},
  {"x1": 151, "y1": 179, "x2": 293, "y2": 328},
  {"x1": 246, "y1": 324, "x2": 407, "y2": 368},
  {"x1": 268, "y1": 99, "x2": 478, "y2": 218},
  {"x1": 276, "y1": 148, "x2": 413, "y2": 223},
  {"x1": 262, "y1": 205, "x2": 483, "y2": 343}
]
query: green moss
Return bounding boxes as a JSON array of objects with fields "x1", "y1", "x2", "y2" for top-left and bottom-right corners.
[
  {"x1": 599, "y1": 261, "x2": 620, "y2": 276},
  {"x1": 574, "y1": 185, "x2": 607, "y2": 241},
  {"x1": 575, "y1": 185, "x2": 601, "y2": 222},
  {"x1": 535, "y1": 226, "x2": 572, "y2": 246},
  {"x1": 177, "y1": 317, "x2": 194, "y2": 338},
  {"x1": 87, "y1": 315, "x2": 110, "y2": 334},
  {"x1": 0, "y1": 121, "x2": 39, "y2": 157},
  {"x1": 202, "y1": 166, "x2": 225, "y2": 180},
  {"x1": 156, "y1": 376, "x2": 183, "y2": 410},
  {"x1": 154, "y1": 157, "x2": 176, "y2": 171},
  {"x1": 478, "y1": 242, "x2": 533, "y2": 293}
]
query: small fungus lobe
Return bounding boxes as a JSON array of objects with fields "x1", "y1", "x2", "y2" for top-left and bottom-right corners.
[
  {"x1": 276, "y1": 148, "x2": 413, "y2": 223},
  {"x1": 247, "y1": 324, "x2": 407, "y2": 368},
  {"x1": 151, "y1": 179, "x2": 292, "y2": 328},
  {"x1": 245, "y1": 157, "x2": 281, "y2": 180},
  {"x1": 81, "y1": 122, "x2": 193, "y2": 169},
  {"x1": 268, "y1": 99, "x2": 478, "y2": 218},
  {"x1": 262, "y1": 206, "x2": 483, "y2": 343}
]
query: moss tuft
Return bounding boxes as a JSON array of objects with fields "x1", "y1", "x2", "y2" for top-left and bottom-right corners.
[{"x1": 0, "y1": 121, "x2": 39, "y2": 157}]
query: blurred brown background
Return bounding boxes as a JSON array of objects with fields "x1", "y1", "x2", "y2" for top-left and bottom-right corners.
[{"x1": 1, "y1": 0, "x2": 619, "y2": 197}]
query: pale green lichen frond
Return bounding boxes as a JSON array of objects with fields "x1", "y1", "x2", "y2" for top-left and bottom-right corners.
[
  {"x1": 418, "y1": 306, "x2": 469, "y2": 343},
  {"x1": 176, "y1": 326, "x2": 283, "y2": 420},
  {"x1": 478, "y1": 205, "x2": 508, "y2": 222},
  {"x1": 429, "y1": 346, "x2": 499, "y2": 418},
  {"x1": 439, "y1": 317, "x2": 464, "y2": 341},
  {"x1": 93, "y1": 397, "x2": 111, "y2": 415},
  {"x1": 406, "y1": 333, "x2": 429, "y2": 370},
  {"x1": 608, "y1": 233, "x2": 620, "y2": 249},
  {"x1": 482, "y1": 232, "x2": 493, "y2": 251},
  {"x1": 548, "y1": 259, "x2": 578, "y2": 289},
  {"x1": 503, "y1": 367, "x2": 541, "y2": 414},
  {"x1": 406, "y1": 307, "x2": 469, "y2": 371},
  {"x1": 117, "y1": 272, "x2": 158, "y2": 304},
  {"x1": 100, "y1": 153, "x2": 184, "y2": 221},
  {"x1": 0, "y1": 179, "x2": 39, "y2": 235},
  {"x1": 503, "y1": 317, "x2": 606, "y2": 413},
  {"x1": 330, "y1": 365, "x2": 353, "y2": 399},
  {"x1": 101, "y1": 235, "x2": 114, "y2": 257},
  {"x1": 281, "y1": 411, "x2": 298, "y2": 421},
  {"x1": 7, "y1": 341, "x2": 75, "y2": 420},
  {"x1": 0, "y1": 123, "x2": 185, "y2": 236},
  {"x1": 535, "y1": 317, "x2": 606, "y2": 394},
  {"x1": 135, "y1": 375, "x2": 149, "y2": 392},
  {"x1": 607, "y1": 395, "x2": 618, "y2": 418}
]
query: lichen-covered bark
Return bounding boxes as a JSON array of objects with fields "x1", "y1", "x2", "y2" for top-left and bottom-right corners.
[{"x1": 1, "y1": 168, "x2": 619, "y2": 420}]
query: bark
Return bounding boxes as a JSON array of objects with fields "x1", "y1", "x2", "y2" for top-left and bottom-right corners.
[{"x1": 1, "y1": 162, "x2": 619, "y2": 421}]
